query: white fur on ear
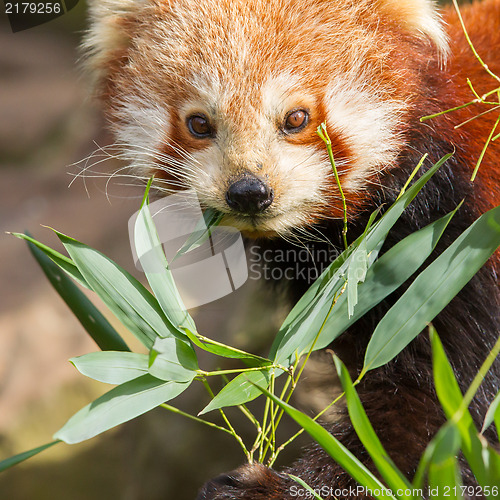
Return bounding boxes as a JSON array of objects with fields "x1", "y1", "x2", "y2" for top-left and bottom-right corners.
[
  {"x1": 376, "y1": 0, "x2": 449, "y2": 62},
  {"x1": 83, "y1": 0, "x2": 146, "y2": 81}
]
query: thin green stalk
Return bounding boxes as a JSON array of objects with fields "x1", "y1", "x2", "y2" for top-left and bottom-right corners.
[
  {"x1": 250, "y1": 422, "x2": 273, "y2": 461},
  {"x1": 260, "y1": 370, "x2": 297, "y2": 461},
  {"x1": 288, "y1": 475, "x2": 326, "y2": 500},
  {"x1": 471, "y1": 112, "x2": 500, "y2": 181},
  {"x1": 464, "y1": 80, "x2": 499, "y2": 106},
  {"x1": 420, "y1": 99, "x2": 481, "y2": 121},
  {"x1": 268, "y1": 390, "x2": 347, "y2": 467},
  {"x1": 459, "y1": 334, "x2": 500, "y2": 417},
  {"x1": 259, "y1": 373, "x2": 277, "y2": 462},
  {"x1": 258, "y1": 387, "x2": 272, "y2": 462},
  {"x1": 238, "y1": 404, "x2": 261, "y2": 430},
  {"x1": 263, "y1": 286, "x2": 346, "y2": 463},
  {"x1": 270, "y1": 373, "x2": 277, "y2": 456},
  {"x1": 201, "y1": 378, "x2": 250, "y2": 461},
  {"x1": 199, "y1": 366, "x2": 275, "y2": 377},
  {"x1": 277, "y1": 359, "x2": 298, "y2": 403},
  {"x1": 317, "y1": 123, "x2": 348, "y2": 250},
  {"x1": 467, "y1": 78, "x2": 483, "y2": 101},
  {"x1": 396, "y1": 154, "x2": 427, "y2": 201},
  {"x1": 454, "y1": 104, "x2": 500, "y2": 129},
  {"x1": 160, "y1": 403, "x2": 232, "y2": 436},
  {"x1": 452, "y1": 0, "x2": 500, "y2": 83},
  {"x1": 293, "y1": 285, "x2": 346, "y2": 386},
  {"x1": 220, "y1": 373, "x2": 262, "y2": 431}
]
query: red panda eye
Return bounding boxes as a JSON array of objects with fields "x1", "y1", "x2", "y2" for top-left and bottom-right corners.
[
  {"x1": 187, "y1": 114, "x2": 213, "y2": 138},
  {"x1": 284, "y1": 109, "x2": 309, "y2": 132}
]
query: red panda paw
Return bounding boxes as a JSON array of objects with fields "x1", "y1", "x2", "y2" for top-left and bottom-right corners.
[{"x1": 196, "y1": 463, "x2": 291, "y2": 500}]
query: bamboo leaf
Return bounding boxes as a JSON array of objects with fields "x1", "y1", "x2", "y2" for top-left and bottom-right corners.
[
  {"x1": 54, "y1": 375, "x2": 191, "y2": 444},
  {"x1": 431, "y1": 331, "x2": 500, "y2": 491},
  {"x1": 199, "y1": 370, "x2": 270, "y2": 415},
  {"x1": 174, "y1": 208, "x2": 223, "y2": 258},
  {"x1": 12, "y1": 232, "x2": 88, "y2": 288},
  {"x1": 24, "y1": 236, "x2": 130, "y2": 352},
  {"x1": 364, "y1": 204, "x2": 500, "y2": 374},
  {"x1": 54, "y1": 230, "x2": 179, "y2": 349},
  {"x1": 270, "y1": 154, "x2": 452, "y2": 365},
  {"x1": 346, "y1": 238, "x2": 367, "y2": 317},
  {"x1": 334, "y1": 357, "x2": 413, "y2": 496},
  {"x1": 413, "y1": 422, "x2": 461, "y2": 490},
  {"x1": 482, "y1": 389, "x2": 500, "y2": 434},
  {"x1": 288, "y1": 475, "x2": 325, "y2": 500},
  {"x1": 70, "y1": 352, "x2": 148, "y2": 384},
  {"x1": 148, "y1": 337, "x2": 198, "y2": 383},
  {"x1": 251, "y1": 382, "x2": 396, "y2": 499},
  {"x1": 314, "y1": 209, "x2": 457, "y2": 351},
  {"x1": 134, "y1": 184, "x2": 196, "y2": 333},
  {"x1": 0, "y1": 441, "x2": 60, "y2": 473},
  {"x1": 184, "y1": 329, "x2": 271, "y2": 365},
  {"x1": 427, "y1": 424, "x2": 462, "y2": 497}
]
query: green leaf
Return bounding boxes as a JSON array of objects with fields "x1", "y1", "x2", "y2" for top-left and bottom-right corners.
[
  {"x1": 346, "y1": 237, "x2": 367, "y2": 317},
  {"x1": 272, "y1": 277, "x2": 343, "y2": 365},
  {"x1": 12, "y1": 232, "x2": 88, "y2": 288},
  {"x1": 427, "y1": 424, "x2": 462, "y2": 496},
  {"x1": 250, "y1": 382, "x2": 396, "y2": 499},
  {"x1": 362, "y1": 154, "x2": 453, "y2": 250},
  {"x1": 134, "y1": 186, "x2": 196, "y2": 333},
  {"x1": 148, "y1": 337, "x2": 198, "y2": 383},
  {"x1": 482, "y1": 389, "x2": 500, "y2": 434},
  {"x1": 431, "y1": 330, "x2": 500, "y2": 491},
  {"x1": 184, "y1": 329, "x2": 272, "y2": 365},
  {"x1": 25, "y1": 236, "x2": 130, "y2": 352},
  {"x1": 0, "y1": 441, "x2": 60, "y2": 473},
  {"x1": 55, "y1": 230, "x2": 178, "y2": 349},
  {"x1": 54, "y1": 375, "x2": 191, "y2": 444},
  {"x1": 314, "y1": 209, "x2": 457, "y2": 351},
  {"x1": 270, "y1": 154, "x2": 452, "y2": 365},
  {"x1": 199, "y1": 370, "x2": 270, "y2": 415},
  {"x1": 363, "y1": 204, "x2": 500, "y2": 374},
  {"x1": 334, "y1": 357, "x2": 413, "y2": 496},
  {"x1": 413, "y1": 422, "x2": 461, "y2": 490},
  {"x1": 70, "y1": 352, "x2": 148, "y2": 384},
  {"x1": 174, "y1": 208, "x2": 223, "y2": 259}
]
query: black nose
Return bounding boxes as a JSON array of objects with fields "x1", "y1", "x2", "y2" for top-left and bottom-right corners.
[{"x1": 226, "y1": 175, "x2": 274, "y2": 215}]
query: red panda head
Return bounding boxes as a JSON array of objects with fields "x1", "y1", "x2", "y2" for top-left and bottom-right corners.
[{"x1": 85, "y1": 0, "x2": 448, "y2": 238}]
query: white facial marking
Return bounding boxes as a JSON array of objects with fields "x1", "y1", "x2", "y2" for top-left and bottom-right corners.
[
  {"x1": 116, "y1": 95, "x2": 170, "y2": 175},
  {"x1": 325, "y1": 78, "x2": 406, "y2": 190}
]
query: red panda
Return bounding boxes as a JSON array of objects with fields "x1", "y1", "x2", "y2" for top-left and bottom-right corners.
[{"x1": 84, "y1": 0, "x2": 500, "y2": 498}]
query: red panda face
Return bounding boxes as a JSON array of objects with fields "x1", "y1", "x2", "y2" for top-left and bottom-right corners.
[{"x1": 86, "y1": 0, "x2": 448, "y2": 237}]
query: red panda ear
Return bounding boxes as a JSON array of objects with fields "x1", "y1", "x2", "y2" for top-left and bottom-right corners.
[
  {"x1": 83, "y1": 0, "x2": 146, "y2": 85},
  {"x1": 375, "y1": 0, "x2": 449, "y2": 61}
]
